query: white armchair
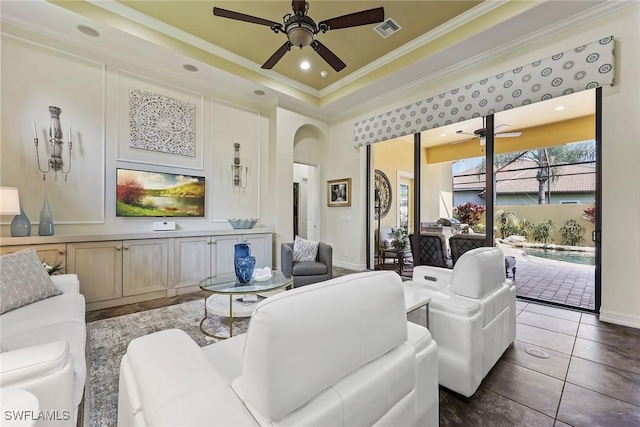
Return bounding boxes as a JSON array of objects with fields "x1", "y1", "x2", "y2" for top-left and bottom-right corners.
[
  {"x1": 409, "y1": 247, "x2": 516, "y2": 397},
  {"x1": 118, "y1": 271, "x2": 439, "y2": 426}
]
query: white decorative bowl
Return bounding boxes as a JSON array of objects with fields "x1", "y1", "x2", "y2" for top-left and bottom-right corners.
[{"x1": 228, "y1": 218, "x2": 258, "y2": 229}]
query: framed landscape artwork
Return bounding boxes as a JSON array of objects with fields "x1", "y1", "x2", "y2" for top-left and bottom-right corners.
[{"x1": 327, "y1": 178, "x2": 351, "y2": 207}]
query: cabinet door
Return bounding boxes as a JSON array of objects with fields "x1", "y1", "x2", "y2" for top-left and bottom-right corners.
[
  {"x1": 174, "y1": 236, "x2": 212, "y2": 288},
  {"x1": 67, "y1": 241, "x2": 123, "y2": 303},
  {"x1": 123, "y1": 239, "x2": 168, "y2": 297},
  {"x1": 1, "y1": 244, "x2": 66, "y2": 272},
  {"x1": 212, "y1": 235, "x2": 241, "y2": 275},
  {"x1": 243, "y1": 234, "x2": 272, "y2": 269}
]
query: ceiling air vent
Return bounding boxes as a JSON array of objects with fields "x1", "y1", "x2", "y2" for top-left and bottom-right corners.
[{"x1": 373, "y1": 18, "x2": 402, "y2": 38}]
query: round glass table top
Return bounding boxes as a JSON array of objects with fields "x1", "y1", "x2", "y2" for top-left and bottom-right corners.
[{"x1": 198, "y1": 270, "x2": 293, "y2": 294}]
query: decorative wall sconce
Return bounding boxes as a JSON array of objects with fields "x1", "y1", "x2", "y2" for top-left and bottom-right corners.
[
  {"x1": 231, "y1": 143, "x2": 248, "y2": 192},
  {"x1": 33, "y1": 106, "x2": 73, "y2": 181}
]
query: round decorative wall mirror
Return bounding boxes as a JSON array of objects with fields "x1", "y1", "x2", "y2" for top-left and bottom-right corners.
[{"x1": 374, "y1": 169, "x2": 392, "y2": 219}]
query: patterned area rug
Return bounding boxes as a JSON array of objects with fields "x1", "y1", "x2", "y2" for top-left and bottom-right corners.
[{"x1": 86, "y1": 300, "x2": 249, "y2": 427}]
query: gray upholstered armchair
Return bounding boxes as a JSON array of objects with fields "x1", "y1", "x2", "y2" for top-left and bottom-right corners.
[{"x1": 281, "y1": 241, "x2": 333, "y2": 287}]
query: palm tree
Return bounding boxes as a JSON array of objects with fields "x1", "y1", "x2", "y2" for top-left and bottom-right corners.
[{"x1": 477, "y1": 141, "x2": 595, "y2": 204}]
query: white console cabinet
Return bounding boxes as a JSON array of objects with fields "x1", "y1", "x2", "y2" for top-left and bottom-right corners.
[
  {"x1": 173, "y1": 233, "x2": 272, "y2": 294},
  {"x1": 0, "y1": 229, "x2": 273, "y2": 311}
]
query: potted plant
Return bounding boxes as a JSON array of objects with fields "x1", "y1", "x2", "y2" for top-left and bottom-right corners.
[{"x1": 389, "y1": 227, "x2": 409, "y2": 251}]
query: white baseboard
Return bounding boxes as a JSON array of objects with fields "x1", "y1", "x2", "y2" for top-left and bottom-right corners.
[
  {"x1": 599, "y1": 309, "x2": 640, "y2": 329},
  {"x1": 333, "y1": 260, "x2": 367, "y2": 271}
]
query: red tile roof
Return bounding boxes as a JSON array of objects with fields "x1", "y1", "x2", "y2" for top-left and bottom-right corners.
[{"x1": 453, "y1": 159, "x2": 595, "y2": 194}]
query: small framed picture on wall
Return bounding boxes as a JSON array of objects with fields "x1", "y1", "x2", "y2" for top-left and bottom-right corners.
[{"x1": 327, "y1": 178, "x2": 351, "y2": 207}]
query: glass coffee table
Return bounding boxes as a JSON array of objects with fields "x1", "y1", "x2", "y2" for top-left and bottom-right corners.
[{"x1": 198, "y1": 270, "x2": 293, "y2": 339}]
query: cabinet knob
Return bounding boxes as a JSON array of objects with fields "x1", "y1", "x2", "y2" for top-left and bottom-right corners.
[
  {"x1": 116, "y1": 247, "x2": 122, "y2": 251},
  {"x1": 211, "y1": 240, "x2": 216, "y2": 244},
  {"x1": 124, "y1": 247, "x2": 129, "y2": 251},
  {"x1": 58, "y1": 250, "x2": 65, "y2": 255}
]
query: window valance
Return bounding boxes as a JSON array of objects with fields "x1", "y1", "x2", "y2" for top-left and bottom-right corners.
[{"x1": 354, "y1": 36, "x2": 614, "y2": 148}]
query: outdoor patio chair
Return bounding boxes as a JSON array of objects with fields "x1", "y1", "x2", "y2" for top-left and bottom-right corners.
[
  {"x1": 449, "y1": 233, "x2": 487, "y2": 265},
  {"x1": 410, "y1": 232, "x2": 452, "y2": 268}
]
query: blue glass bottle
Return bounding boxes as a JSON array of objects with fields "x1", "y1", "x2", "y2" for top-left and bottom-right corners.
[
  {"x1": 38, "y1": 196, "x2": 54, "y2": 236},
  {"x1": 10, "y1": 200, "x2": 31, "y2": 237}
]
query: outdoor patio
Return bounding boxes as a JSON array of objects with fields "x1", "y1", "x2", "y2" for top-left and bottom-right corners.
[
  {"x1": 509, "y1": 250, "x2": 595, "y2": 311},
  {"x1": 384, "y1": 246, "x2": 596, "y2": 311}
]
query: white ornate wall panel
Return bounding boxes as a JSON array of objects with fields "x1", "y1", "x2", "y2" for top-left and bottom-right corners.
[
  {"x1": 116, "y1": 69, "x2": 204, "y2": 170},
  {"x1": 0, "y1": 34, "x2": 106, "y2": 224}
]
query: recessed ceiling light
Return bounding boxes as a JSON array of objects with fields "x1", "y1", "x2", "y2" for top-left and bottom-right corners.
[
  {"x1": 300, "y1": 61, "x2": 310, "y2": 70},
  {"x1": 253, "y1": 90, "x2": 266, "y2": 96},
  {"x1": 440, "y1": 133, "x2": 447, "y2": 137},
  {"x1": 320, "y1": 70, "x2": 328, "y2": 78},
  {"x1": 183, "y1": 64, "x2": 198, "y2": 72},
  {"x1": 77, "y1": 25, "x2": 100, "y2": 37},
  {"x1": 555, "y1": 106, "x2": 565, "y2": 111}
]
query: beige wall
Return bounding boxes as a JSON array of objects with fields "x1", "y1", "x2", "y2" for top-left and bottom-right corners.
[
  {"x1": 1, "y1": 32, "x2": 269, "y2": 236},
  {"x1": 492, "y1": 204, "x2": 595, "y2": 247},
  {"x1": 373, "y1": 138, "x2": 413, "y2": 229}
]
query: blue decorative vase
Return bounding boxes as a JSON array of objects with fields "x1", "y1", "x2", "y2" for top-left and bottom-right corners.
[
  {"x1": 235, "y1": 256, "x2": 256, "y2": 284},
  {"x1": 234, "y1": 243, "x2": 254, "y2": 283},
  {"x1": 10, "y1": 200, "x2": 31, "y2": 237},
  {"x1": 38, "y1": 196, "x2": 54, "y2": 236}
]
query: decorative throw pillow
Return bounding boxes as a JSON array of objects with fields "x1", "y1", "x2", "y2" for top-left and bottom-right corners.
[
  {"x1": 0, "y1": 249, "x2": 62, "y2": 315},
  {"x1": 292, "y1": 236, "x2": 319, "y2": 262}
]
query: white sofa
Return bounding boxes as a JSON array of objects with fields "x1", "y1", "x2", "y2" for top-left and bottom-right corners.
[
  {"x1": 118, "y1": 271, "x2": 439, "y2": 426},
  {"x1": 410, "y1": 247, "x2": 516, "y2": 397},
  {"x1": 0, "y1": 274, "x2": 86, "y2": 426}
]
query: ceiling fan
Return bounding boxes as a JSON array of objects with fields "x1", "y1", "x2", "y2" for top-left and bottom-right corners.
[
  {"x1": 453, "y1": 124, "x2": 522, "y2": 146},
  {"x1": 212, "y1": 1, "x2": 384, "y2": 72}
]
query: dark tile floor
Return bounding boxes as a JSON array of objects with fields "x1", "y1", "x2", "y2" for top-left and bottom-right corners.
[
  {"x1": 440, "y1": 300, "x2": 640, "y2": 426},
  {"x1": 86, "y1": 268, "x2": 640, "y2": 426}
]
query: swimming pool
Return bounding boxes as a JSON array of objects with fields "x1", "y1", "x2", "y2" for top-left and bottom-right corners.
[{"x1": 524, "y1": 247, "x2": 595, "y2": 265}]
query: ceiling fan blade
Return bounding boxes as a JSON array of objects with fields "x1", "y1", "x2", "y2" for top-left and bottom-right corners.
[
  {"x1": 318, "y1": 7, "x2": 384, "y2": 31},
  {"x1": 213, "y1": 7, "x2": 281, "y2": 28},
  {"x1": 450, "y1": 136, "x2": 478, "y2": 145},
  {"x1": 455, "y1": 131, "x2": 477, "y2": 137},
  {"x1": 312, "y1": 40, "x2": 346, "y2": 72},
  {"x1": 261, "y1": 42, "x2": 291, "y2": 69},
  {"x1": 494, "y1": 123, "x2": 511, "y2": 132},
  {"x1": 495, "y1": 132, "x2": 522, "y2": 138}
]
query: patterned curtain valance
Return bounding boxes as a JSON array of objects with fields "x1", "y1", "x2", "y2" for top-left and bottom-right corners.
[{"x1": 354, "y1": 36, "x2": 614, "y2": 147}]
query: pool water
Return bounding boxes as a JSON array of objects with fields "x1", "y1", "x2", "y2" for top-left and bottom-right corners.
[{"x1": 524, "y1": 248, "x2": 595, "y2": 265}]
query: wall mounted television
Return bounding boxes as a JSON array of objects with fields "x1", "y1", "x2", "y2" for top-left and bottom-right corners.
[{"x1": 116, "y1": 168, "x2": 205, "y2": 217}]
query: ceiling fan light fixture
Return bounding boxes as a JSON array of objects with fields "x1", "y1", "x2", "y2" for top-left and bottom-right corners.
[{"x1": 287, "y1": 24, "x2": 315, "y2": 47}]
